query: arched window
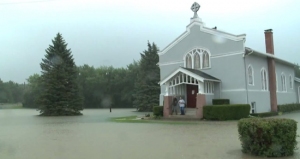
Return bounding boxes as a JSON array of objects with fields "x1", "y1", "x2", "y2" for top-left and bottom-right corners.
[
  {"x1": 184, "y1": 48, "x2": 210, "y2": 69},
  {"x1": 248, "y1": 65, "x2": 254, "y2": 85},
  {"x1": 281, "y1": 73, "x2": 286, "y2": 92},
  {"x1": 203, "y1": 51, "x2": 210, "y2": 68},
  {"x1": 194, "y1": 53, "x2": 200, "y2": 69},
  {"x1": 289, "y1": 75, "x2": 293, "y2": 89},
  {"x1": 261, "y1": 68, "x2": 267, "y2": 91},
  {"x1": 186, "y1": 54, "x2": 192, "y2": 68}
]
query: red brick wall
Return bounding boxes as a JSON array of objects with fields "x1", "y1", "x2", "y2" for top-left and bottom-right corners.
[
  {"x1": 265, "y1": 30, "x2": 277, "y2": 112},
  {"x1": 163, "y1": 96, "x2": 172, "y2": 117},
  {"x1": 196, "y1": 94, "x2": 206, "y2": 119}
]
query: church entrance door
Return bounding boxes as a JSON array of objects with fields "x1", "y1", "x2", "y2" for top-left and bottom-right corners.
[{"x1": 186, "y1": 85, "x2": 198, "y2": 108}]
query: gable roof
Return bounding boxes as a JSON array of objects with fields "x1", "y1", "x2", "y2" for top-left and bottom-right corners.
[
  {"x1": 158, "y1": 20, "x2": 246, "y2": 56},
  {"x1": 245, "y1": 47, "x2": 295, "y2": 66},
  {"x1": 159, "y1": 67, "x2": 220, "y2": 86},
  {"x1": 181, "y1": 67, "x2": 219, "y2": 81}
]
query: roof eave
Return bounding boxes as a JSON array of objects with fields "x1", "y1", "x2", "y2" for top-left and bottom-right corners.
[
  {"x1": 246, "y1": 48, "x2": 295, "y2": 66},
  {"x1": 294, "y1": 77, "x2": 300, "y2": 83}
]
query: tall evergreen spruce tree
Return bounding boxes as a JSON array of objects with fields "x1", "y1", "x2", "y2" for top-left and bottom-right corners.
[
  {"x1": 38, "y1": 33, "x2": 83, "y2": 116},
  {"x1": 133, "y1": 42, "x2": 160, "y2": 111}
]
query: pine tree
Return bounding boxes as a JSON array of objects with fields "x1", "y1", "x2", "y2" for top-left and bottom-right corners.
[
  {"x1": 133, "y1": 42, "x2": 160, "y2": 111},
  {"x1": 38, "y1": 33, "x2": 83, "y2": 116}
]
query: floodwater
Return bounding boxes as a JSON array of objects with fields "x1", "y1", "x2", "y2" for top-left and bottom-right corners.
[{"x1": 0, "y1": 109, "x2": 300, "y2": 159}]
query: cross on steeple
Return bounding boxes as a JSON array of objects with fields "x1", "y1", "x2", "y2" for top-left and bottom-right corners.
[{"x1": 191, "y1": 2, "x2": 200, "y2": 19}]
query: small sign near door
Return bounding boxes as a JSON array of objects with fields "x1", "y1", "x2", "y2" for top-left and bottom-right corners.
[{"x1": 192, "y1": 90, "x2": 194, "y2": 95}]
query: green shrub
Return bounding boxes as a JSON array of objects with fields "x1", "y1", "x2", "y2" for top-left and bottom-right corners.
[
  {"x1": 278, "y1": 103, "x2": 300, "y2": 112},
  {"x1": 153, "y1": 106, "x2": 163, "y2": 116},
  {"x1": 238, "y1": 118, "x2": 297, "y2": 157},
  {"x1": 203, "y1": 104, "x2": 250, "y2": 120},
  {"x1": 212, "y1": 99, "x2": 230, "y2": 105},
  {"x1": 251, "y1": 112, "x2": 278, "y2": 117}
]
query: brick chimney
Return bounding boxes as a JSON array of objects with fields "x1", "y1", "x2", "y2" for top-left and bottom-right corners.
[{"x1": 265, "y1": 29, "x2": 277, "y2": 112}]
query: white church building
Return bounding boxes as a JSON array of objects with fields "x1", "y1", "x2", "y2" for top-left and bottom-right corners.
[{"x1": 158, "y1": 2, "x2": 300, "y2": 118}]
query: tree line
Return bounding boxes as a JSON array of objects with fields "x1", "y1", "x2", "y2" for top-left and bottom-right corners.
[
  {"x1": 0, "y1": 80, "x2": 25, "y2": 103},
  {"x1": 2, "y1": 63, "x2": 300, "y2": 109},
  {"x1": 21, "y1": 61, "x2": 145, "y2": 109},
  {"x1": 0, "y1": 34, "x2": 160, "y2": 112}
]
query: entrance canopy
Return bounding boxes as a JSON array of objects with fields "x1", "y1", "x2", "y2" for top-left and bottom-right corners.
[
  {"x1": 159, "y1": 67, "x2": 220, "y2": 95},
  {"x1": 159, "y1": 67, "x2": 220, "y2": 86}
]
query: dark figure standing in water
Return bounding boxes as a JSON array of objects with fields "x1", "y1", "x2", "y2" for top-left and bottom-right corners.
[{"x1": 171, "y1": 96, "x2": 178, "y2": 115}]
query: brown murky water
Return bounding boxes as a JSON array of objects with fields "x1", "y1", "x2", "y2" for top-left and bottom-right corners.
[{"x1": 0, "y1": 109, "x2": 299, "y2": 159}]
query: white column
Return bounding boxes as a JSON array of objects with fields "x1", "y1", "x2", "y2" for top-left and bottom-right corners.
[
  {"x1": 182, "y1": 74, "x2": 184, "y2": 83},
  {"x1": 198, "y1": 80, "x2": 204, "y2": 94},
  {"x1": 165, "y1": 83, "x2": 169, "y2": 96},
  {"x1": 174, "y1": 86, "x2": 176, "y2": 95},
  {"x1": 180, "y1": 85, "x2": 182, "y2": 95},
  {"x1": 187, "y1": 75, "x2": 189, "y2": 84}
]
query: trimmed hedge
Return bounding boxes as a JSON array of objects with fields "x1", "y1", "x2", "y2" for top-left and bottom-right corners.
[
  {"x1": 153, "y1": 106, "x2": 163, "y2": 116},
  {"x1": 212, "y1": 99, "x2": 230, "y2": 105},
  {"x1": 278, "y1": 103, "x2": 300, "y2": 112},
  {"x1": 203, "y1": 104, "x2": 250, "y2": 120},
  {"x1": 238, "y1": 118, "x2": 297, "y2": 157},
  {"x1": 250, "y1": 112, "x2": 278, "y2": 118}
]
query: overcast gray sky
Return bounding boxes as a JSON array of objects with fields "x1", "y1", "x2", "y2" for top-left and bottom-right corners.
[{"x1": 1, "y1": 0, "x2": 300, "y2": 83}]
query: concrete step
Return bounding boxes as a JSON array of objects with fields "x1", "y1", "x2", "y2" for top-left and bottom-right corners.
[
  {"x1": 169, "y1": 108, "x2": 196, "y2": 116},
  {"x1": 164, "y1": 115, "x2": 199, "y2": 121}
]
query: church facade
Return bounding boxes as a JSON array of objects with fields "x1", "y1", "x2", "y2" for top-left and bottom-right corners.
[{"x1": 158, "y1": 3, "x2": 300, "y2": 117}]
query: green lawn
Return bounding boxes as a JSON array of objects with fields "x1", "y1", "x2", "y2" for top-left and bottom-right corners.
[
  {"x1": 110, "y1": 116, "x2": 198, "y2": 125},
  {"x1": 0, "y1": 103, "x2": 23, "y2": 109}
]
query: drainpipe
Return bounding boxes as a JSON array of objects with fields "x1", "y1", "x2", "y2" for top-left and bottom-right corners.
[{"x1": 243, "y1": 52, "x2": 249, "y2": 104}]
